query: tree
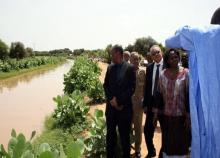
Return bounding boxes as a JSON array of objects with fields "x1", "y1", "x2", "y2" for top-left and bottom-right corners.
[
  {"x1": 26, "y1": 47, "x2": 34, "y2": 57},
  {"x1": 0, "y1": 39, "x2": 9, "y2": 60},
  {"x1": 10, "y1": 42, "x2": 27, "y2": 59},
  {"x1": 105, "y1": 44, "x2": 112, "y2": 64},
  {"x1": 73, "y1": 49, "x2": 85, "y2": 56},
  {"x1": 124, "y1": 44, "x2": 134, "y2": 52},
  {"x1": 133, "y1": 36, "x2": 158, "y2": 56},
  {"x1": 158, "y1": 43, "x2": 166, "y2": 53}
]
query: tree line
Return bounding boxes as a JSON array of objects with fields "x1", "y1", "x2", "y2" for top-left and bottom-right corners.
[{"x1": 1, "y1": 36, "x2": 189, "y2": 68}]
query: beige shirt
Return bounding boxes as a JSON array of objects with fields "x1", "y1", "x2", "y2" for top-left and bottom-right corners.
[{"x1": 132, "y1": 67, "x2": 146, "y2": 106}]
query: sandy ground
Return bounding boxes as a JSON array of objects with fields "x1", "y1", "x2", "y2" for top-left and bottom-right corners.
[{"x1": 90, "y1": 62, "x2": 161, "y2": 158}]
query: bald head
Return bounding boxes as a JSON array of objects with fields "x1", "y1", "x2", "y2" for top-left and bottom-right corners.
[{"x1": 211, "y1": 7, "x2": 220, "y2": 25}]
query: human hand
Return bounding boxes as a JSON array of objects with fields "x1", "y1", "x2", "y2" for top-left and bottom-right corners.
[
  {"x1": 144, "y1": 107, "x2": 148, "y2": 114},
  {"x1": 110, "y1": 97, "x2": 118, "y2": 107}
]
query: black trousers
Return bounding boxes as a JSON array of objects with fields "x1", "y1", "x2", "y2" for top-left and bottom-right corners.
[
  {"x1": 144, "y1": 110, "x2": 163, "y2": 158},
  {"x1": 106, "y1": 109, "x2": 132, "y2": 158}
]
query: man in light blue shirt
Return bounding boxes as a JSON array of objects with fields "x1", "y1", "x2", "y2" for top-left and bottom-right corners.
[{"x1": 165, "y1": 7, "x2": 220, "y2": 158}]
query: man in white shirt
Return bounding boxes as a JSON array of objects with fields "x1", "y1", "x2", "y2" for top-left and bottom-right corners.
[{"x1": 143, "y1": 45, "x2": 165, "y2": 158}]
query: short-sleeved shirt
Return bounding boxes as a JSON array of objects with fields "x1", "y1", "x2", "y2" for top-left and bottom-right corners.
[
  {"x1": 158, "y1": 68, "x2": 189, "y2": 117},
  {"x1": 132, "y1": 67, "x2": 146, "y2": 106}
]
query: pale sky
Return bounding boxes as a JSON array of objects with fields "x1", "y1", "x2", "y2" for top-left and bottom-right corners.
[{"x1": 0, "y1": 0, "x2": 219, "y2": 51}]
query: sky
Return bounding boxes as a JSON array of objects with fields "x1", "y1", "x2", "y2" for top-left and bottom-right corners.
[{"x1": 0, "y1": 0, "x2": 219, "y2": 51}]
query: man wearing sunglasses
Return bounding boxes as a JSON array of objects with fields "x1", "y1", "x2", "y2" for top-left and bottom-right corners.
[{"x1": 143, "y1": 45, "x2": 166, "y2": 158}]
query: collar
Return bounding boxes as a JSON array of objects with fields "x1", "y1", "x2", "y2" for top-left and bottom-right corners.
[{"x1": 155, "y1": 58, "x2": 163, "y2": 66}]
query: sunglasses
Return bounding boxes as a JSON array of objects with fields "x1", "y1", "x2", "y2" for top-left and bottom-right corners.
[{"x1": 151, "y1": 50, "x2": 160, "y2": 56}]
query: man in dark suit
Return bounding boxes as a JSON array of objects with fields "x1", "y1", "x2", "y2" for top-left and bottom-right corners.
[
  {"x1": 143, "y1": 45, "x2": 165, "y2": 158},
  {"x1": 103, "y1": 45, "x2": 136, "y2": 158}
]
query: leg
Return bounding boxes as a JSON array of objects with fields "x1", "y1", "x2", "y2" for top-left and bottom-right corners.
[
  {"x1": 144, "y1": 111, "x2": 156, "y2": 157},
  {"x1": 118, "y1": 111, "x2": 132, "y2": 158},
  {"x1": 106, "y1": 113, "x2": 117, "y2": 158},
  {"x1": 158, "y1": 115, "x2": 164, "y2": 158},
  {"x1": 133, "y1": 106, "x2": 144, "y2": 153}
]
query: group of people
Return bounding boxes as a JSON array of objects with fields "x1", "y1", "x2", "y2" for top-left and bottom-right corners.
[
  {"x1": 104, "y1": 44, "x2": 190, "y2": 158},
  {"x1": 103, "y1": 7, "x2": 220, "y2": 158}
]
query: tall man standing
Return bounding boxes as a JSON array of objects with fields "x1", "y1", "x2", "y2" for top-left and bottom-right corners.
[
  {"x1": 165, "y1": 7, "x2": 220, "y2": 158},
  {"x1": 143, "y1": 45, "x2": 165, "y2": 158},
  {"x1": 103, "y1": 45, "x2": 136, "y2": 158}
]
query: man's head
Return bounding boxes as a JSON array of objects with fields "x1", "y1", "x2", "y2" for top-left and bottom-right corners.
[
  {"x1": 130, "y1": 52, "x2": 140, "y2": 69},
  {"x1": 111, "y1": 45, "x2": 123, "y2": 64},
  {"x1": 123, "y1": 51, "x2": 131, "y2": 62},
  {"x1": 149, "y1": 45, "x2": 163, "y2": 63},
  {"x1": 211, "y1": 7, "x2": 220, "y2": 25}
]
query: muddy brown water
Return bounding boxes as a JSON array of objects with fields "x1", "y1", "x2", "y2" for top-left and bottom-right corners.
[{"x1": 0, "y1": 61, "x2": 73, "y2": 146}]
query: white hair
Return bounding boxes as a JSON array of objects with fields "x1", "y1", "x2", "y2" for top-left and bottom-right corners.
[{"x1": 123, "y1": 51, "x2": 131, "y2": 56}]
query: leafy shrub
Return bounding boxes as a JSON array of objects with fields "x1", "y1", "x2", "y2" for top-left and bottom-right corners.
[
  {"x1": 63, "y1": 56, "x2": 104, "y2": 103},
  {"x1": 64, "y1": 56, "x2": 100, "y2": 93},
  {"x1": 87, "y1": 80, "x2": 105, "y2": 103},
  {"x1": 0, "y1": 129, "x2": 84, "y2": 158},
  {"x1": 84, "y1": 109, "x2": 106, "y2": 157},
  {"x1": 1, "y1": 62, "x2": 11, "y2": 72},
  {"x1": 0, "y1": 57, "x2": 65, "y2": 73},
  {"x1": 0, "y1": 129, "x2": 36, "y2": 158},
  {"x1": 53, "y1": 90, "x2": 89, "y2": 129}
]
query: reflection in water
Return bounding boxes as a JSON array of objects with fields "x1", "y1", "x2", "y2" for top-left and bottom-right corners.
[
  {"x1": 0, "y1": 60, "x2": 73, "y2": 146},
  {"x1": 0, "y1": 67, "x2": 58, "y2": 93}
]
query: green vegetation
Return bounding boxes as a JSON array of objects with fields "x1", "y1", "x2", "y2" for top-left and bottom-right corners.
[
  {"x1": 0, "y1": 39, "x2": 9, "y2": 60},
  {"x1": 0, "y1": 129, "x2": 85, "y2": 158},
  {"x1": 31, "y1": 109, "x2": 106, "y2": 158},
  {"x1": 32, "y1": 116, "x2": 84, "y2": 152},
  {"x1": 53, "y1": 91, "x2": 89, "y2": 129},
  {"x1": 64, "y1": 56, "x2": 105, "y2": 103},
  {"x1": 0, "y1": 38, "x2": 69, "y2": 79},
  {"x1": 0, "y1": 57, "x2": 65, "y2": 73},
  {"x1": 0, "y1": 39, "x2": 35, "y2": 60},
  {"x1": 9, "y1": 42, "x2": 28, "y2": 59},
  {"x1": 84, "y1": 110, "x2": 106, "y2": 157},
  {"x1": 0, "y1": 57, "x2": 66, "y2": 80}
]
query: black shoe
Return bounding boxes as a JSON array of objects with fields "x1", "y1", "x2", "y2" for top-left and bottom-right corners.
[
  {"x1": 135, "y1": 151, "x2": 141, "y2": 158},
  {"x1": 145, "y1": 151, "x2": 156, "y2": 158}
]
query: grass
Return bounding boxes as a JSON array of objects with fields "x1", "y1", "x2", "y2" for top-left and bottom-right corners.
[
  {"x1": 32, "y1": 116, "x2": 75, "y2": 152},
  {"x1": 32, "y1": 115, "x2": 89, "y2": 153},
  {"x1": 0, "y1": 60, "x2": 66, "y2": 80}
]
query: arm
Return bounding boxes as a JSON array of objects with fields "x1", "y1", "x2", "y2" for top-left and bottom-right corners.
[
  {"x1": 116, "y1": 66, "x2": 136, "y2": 106},
  {"x1": 103, "y1": 66, "x2": 113, "y2": 102},
  {"x1": 165, "y1": 26, "x2": 194, "y2": 51},
  {"x1": 142, "y1": 66, "x2": 148, "y2": 108},
  {"x1": 140, "y1": 69, "x2": 146, "y2": 98}
]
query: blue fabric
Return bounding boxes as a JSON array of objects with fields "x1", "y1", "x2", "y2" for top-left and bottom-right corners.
[{"x1": 165, "y1": 25, "x2": 220, "y2": 158}]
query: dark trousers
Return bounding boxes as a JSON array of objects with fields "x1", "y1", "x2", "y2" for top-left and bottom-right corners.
[
  {"x1": 106, "y1": 110, "x2": 132, "y2": 158},
  {"x1": 144, "y1": 110, "x2": 163, "y2": 158}
]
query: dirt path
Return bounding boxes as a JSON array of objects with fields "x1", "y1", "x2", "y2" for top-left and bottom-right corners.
[{"x1": 90, "y1": 62, "x2": 161, "y2": 158}]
